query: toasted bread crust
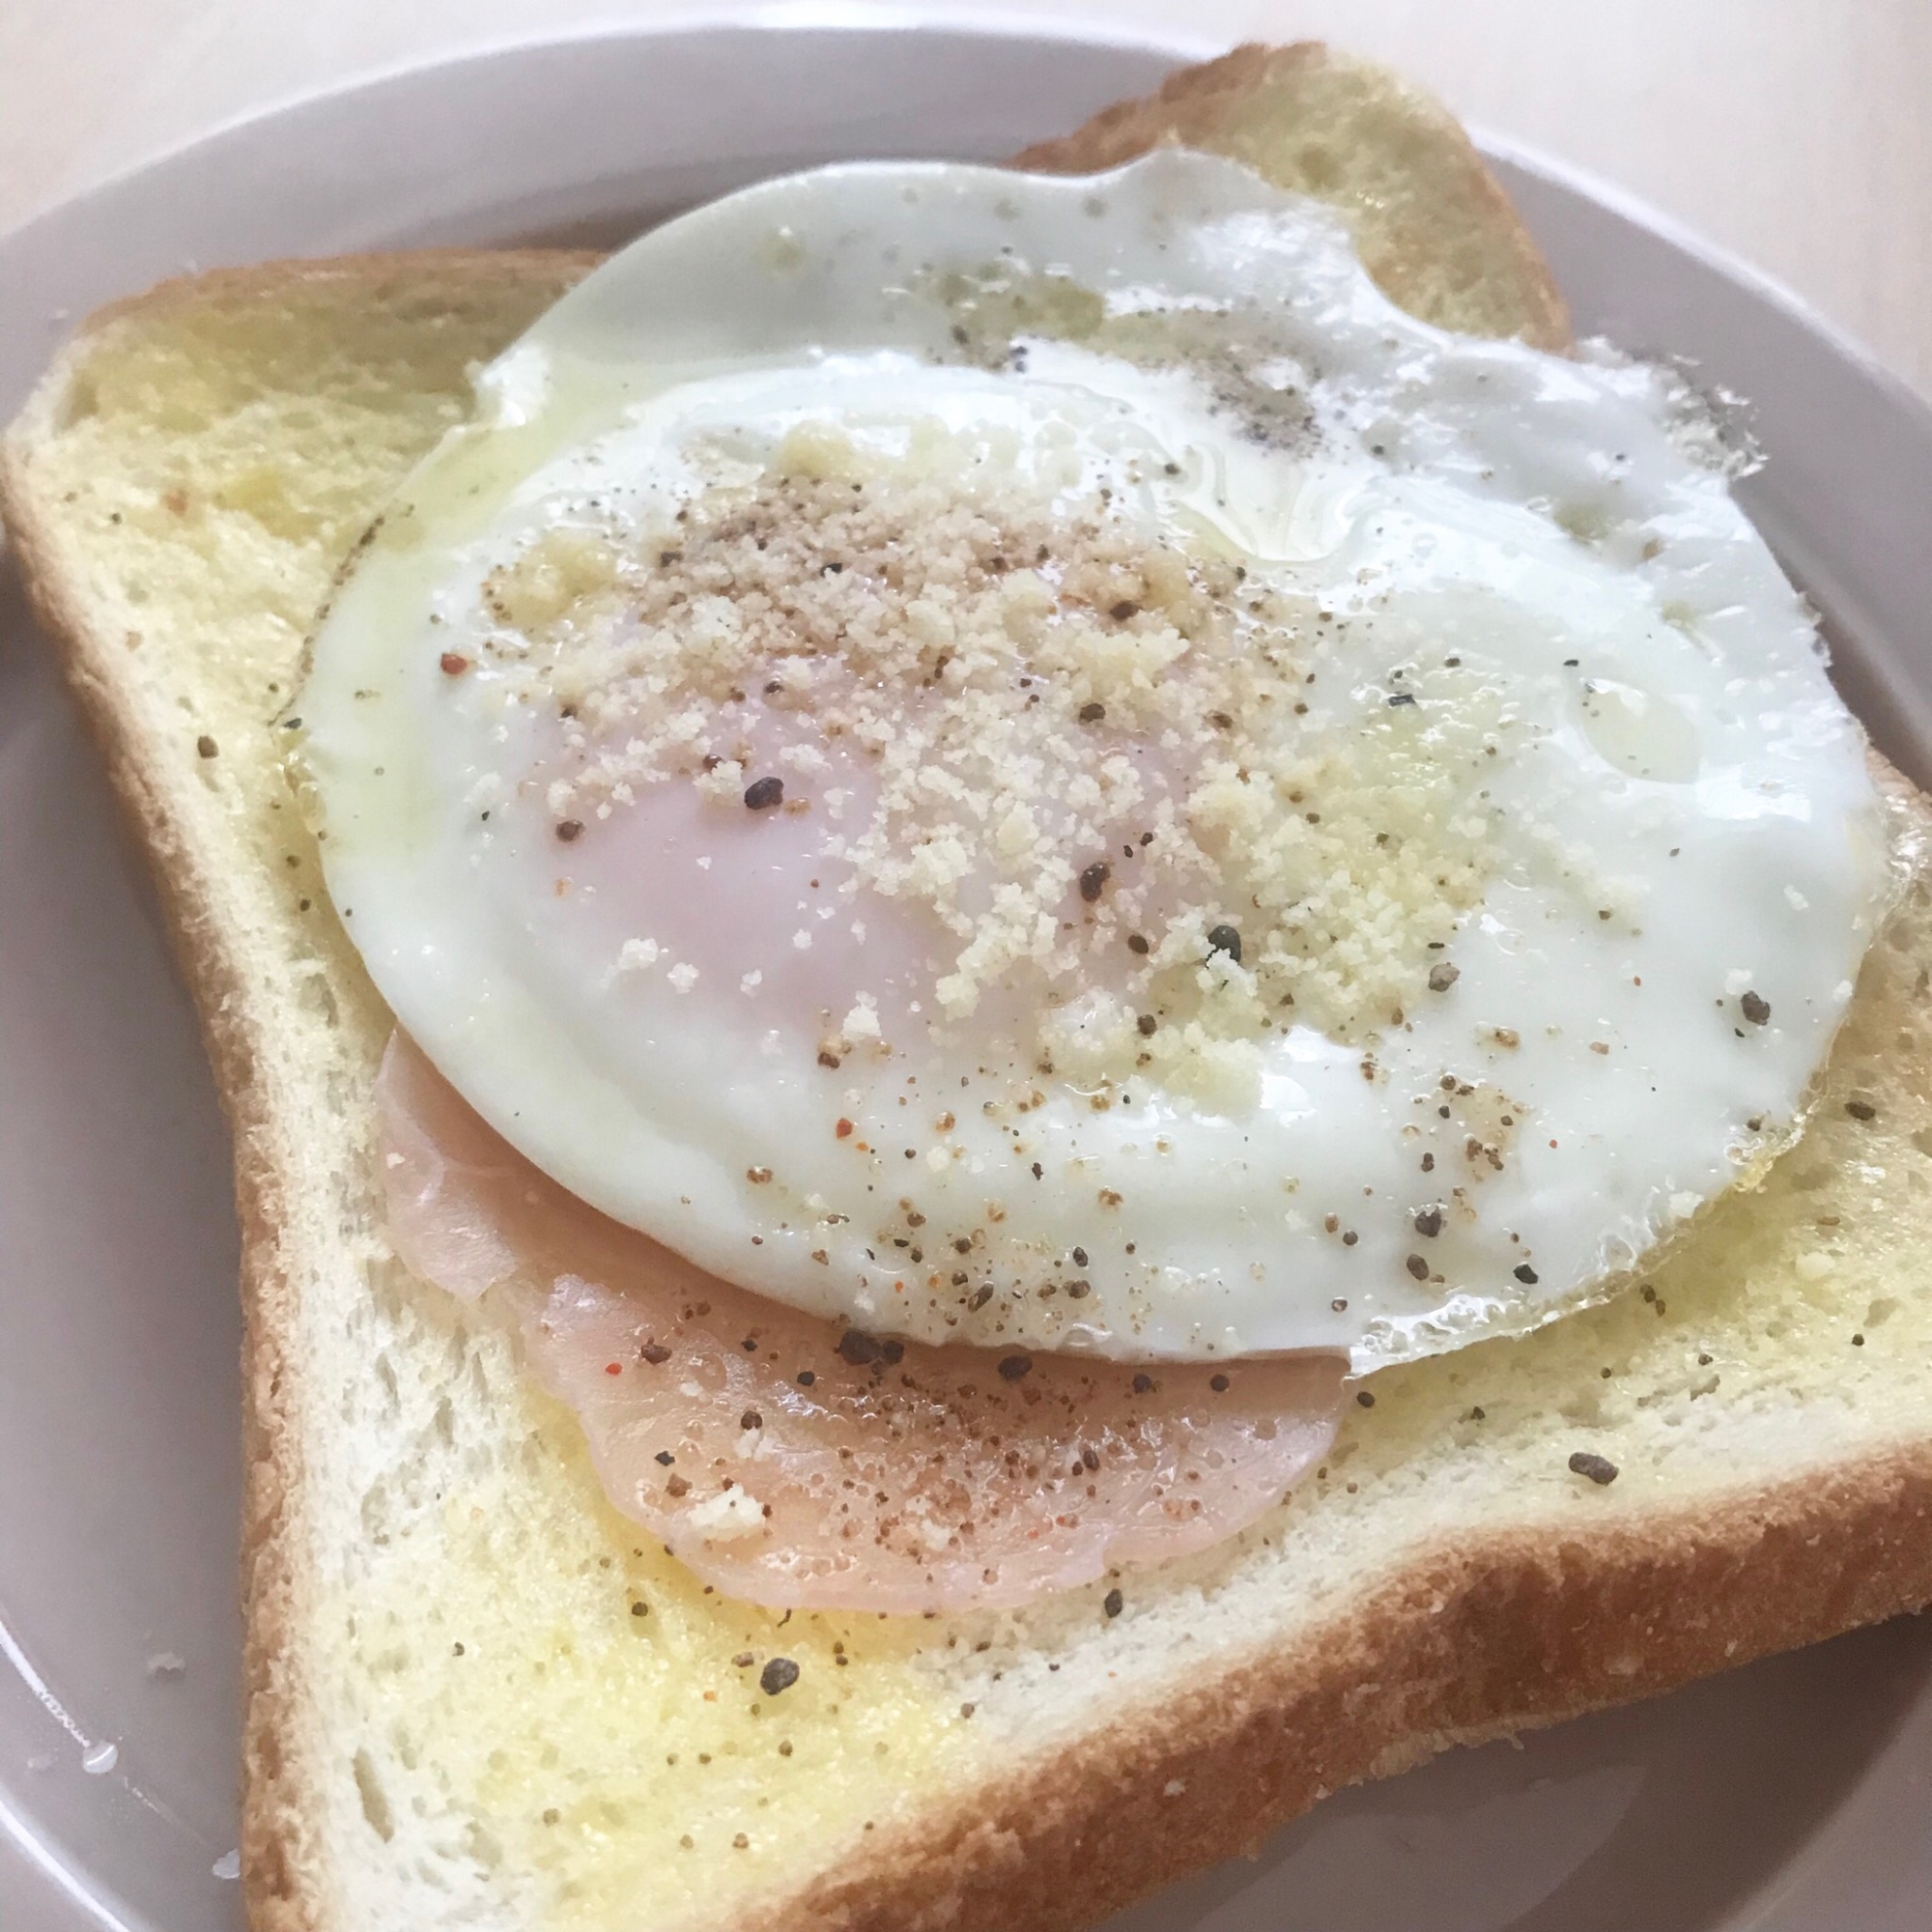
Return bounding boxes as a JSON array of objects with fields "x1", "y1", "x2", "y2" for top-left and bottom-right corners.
[
  {"x1": 763, "y1": 1443, "x2": 1932, "y2": 1930},
  {"x1": 6, "y1": 71, "x2": 1932, "y2": 1932},
  {"x1": 1, "y1": 247, "x2": 602, "y2": 1932},
  {"x1": 3, "y1": 441, "x2": 318, "y2": 1932}
]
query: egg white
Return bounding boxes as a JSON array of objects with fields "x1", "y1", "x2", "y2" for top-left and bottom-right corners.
[{"x1": 299, "y1": 152, "x2": 1889, "y2": 1366}]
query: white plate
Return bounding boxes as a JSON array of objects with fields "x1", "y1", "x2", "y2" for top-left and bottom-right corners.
[{"x1": 3, "y1": 14, "x2": 1930, "y2": 1932}]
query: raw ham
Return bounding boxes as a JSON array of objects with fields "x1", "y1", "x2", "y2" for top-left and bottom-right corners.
[{"x1": 378, "y1": 1034, "x2": 1346, "y2": 1612}]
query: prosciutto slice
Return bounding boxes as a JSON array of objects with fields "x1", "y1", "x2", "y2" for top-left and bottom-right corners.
[{"x1": 378, "y1": 1035, "x2": 1346, "y2": 1612}]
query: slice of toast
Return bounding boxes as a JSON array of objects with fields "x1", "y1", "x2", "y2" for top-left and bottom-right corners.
[{"x1": 7, "y1": 45, "x2": 1932, "y2": 1932}]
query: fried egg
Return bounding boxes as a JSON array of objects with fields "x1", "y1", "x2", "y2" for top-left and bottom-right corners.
[{"x1": 299, "y1": 151, "x2": 1889, "y2": 1368}]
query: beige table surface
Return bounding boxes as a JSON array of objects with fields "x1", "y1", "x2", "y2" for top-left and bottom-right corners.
[{"x1": 2, "y1": 0, "x2": 1928, "y2": 398}]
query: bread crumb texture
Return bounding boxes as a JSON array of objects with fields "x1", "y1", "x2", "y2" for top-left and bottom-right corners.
[{"x1": 5, "y1": 110, "x2": 1930, "y2": 1932}]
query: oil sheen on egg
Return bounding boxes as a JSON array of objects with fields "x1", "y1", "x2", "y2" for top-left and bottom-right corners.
[{"x1": 299, "y1": 151, "x2": 1890, "y2": 1368}]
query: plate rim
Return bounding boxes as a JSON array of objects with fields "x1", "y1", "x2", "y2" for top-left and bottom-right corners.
[
  {"x1": 3, "y1": 15, "x2": 1931, "y2": 1932},
  {"x1": 0, "y1": 2, "x2": 1224, "y2": 266}
]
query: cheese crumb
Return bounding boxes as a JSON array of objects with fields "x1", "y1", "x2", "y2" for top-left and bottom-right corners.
[{"x1": 684, "y1": 1489, "x2": 765, "y2": 1541}]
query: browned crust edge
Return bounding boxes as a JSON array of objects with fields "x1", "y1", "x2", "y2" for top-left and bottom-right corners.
[
  {"x1": 0, "y1": 246, "x2": 601, "y2": 1932},
  {"x1": 2, "y1": 448, "x2": 316, "y2": 1932},
  {"x1": 763, "y1": 1444, "x2": 1932, "y2": 1932}
]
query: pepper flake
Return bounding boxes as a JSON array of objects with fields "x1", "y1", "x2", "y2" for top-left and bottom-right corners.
[{"x1": 759, "y1": 1657, "x2": 801, "y2": 1696}]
